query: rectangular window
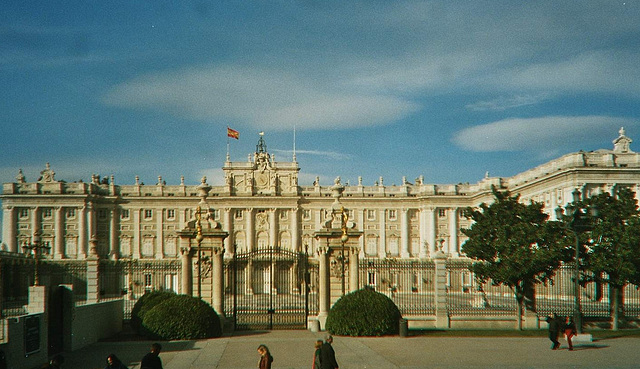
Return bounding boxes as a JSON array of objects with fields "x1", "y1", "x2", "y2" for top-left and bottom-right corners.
[
  {"x1": 42, "y1": 208, "x2": 52, "y2": 218},
  {"x1": 367, "y1": 209, "x2": 376, "y2": 220},
  {"x1": 210, "y1": 209, "x2": 219, "y2": 220},
  {"x1": 388, "y1": 210, "x2": 397, "y2": 220},
  {"x1": 302, "y1": 209, "x2": 311, "y2": 220},
  {"x1": 438, "y1": 209, "x2": 446, "y2": 217},
  {"x1": 144, "y1": 209, "x2": 153, "y2": 219},
  {"x1": 167, "y1": 209, "x2": 176, "y2": 220},
  {"x1": 279, "y1": 210, "x2": 288, "y2": 220},
  {"x1": 98, "y1": 209, "x2": 107, "y2": 219},
  {"x1": 67, "y1": 209, "x2": 76, "y2": 218},
  {"x1": 144, "y1": 274, "x2": 153, "y2": 290},
  {"x1": 120, "y1": 209, "x2": 130, "y2": 220},
  {"x1": 235, "y1": 210, "x2": 243, "y2": 219},
  {"x1": 19, "y1": 208, "x2": 29, "y2": 218},
  {"x1": 368, "y1": 272, "x2": 377, "y2": 286}
]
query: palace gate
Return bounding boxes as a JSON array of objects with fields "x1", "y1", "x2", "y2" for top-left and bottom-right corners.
[{"x1": 224, "y1": 247, "x2": 319, "y2": 330}]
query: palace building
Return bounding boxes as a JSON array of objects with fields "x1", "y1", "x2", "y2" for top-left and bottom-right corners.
[{"x1": 2, "y1": 128, "x2": 639, "y2": 263}]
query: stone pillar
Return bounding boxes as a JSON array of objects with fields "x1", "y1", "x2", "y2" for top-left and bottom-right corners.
[
  {"x1": 180, "y1": 247, "x2": 193, "y2": 296},
  {"x1": 349, "y1": 246, "x2": 359, "y2": 293},
  {"x1": 291, "y1": 207, "x2": 300, "y2": 252},
  {"x1": 269, "y1": 209, "x2": 278, "y2": 246},
  {"x1": 317, "y1": 246, "x2": 330, "y2": 329},
  {"x1": 109, "y1": 207, "x2": 119, "y2": 260},
  {"x1": 433, "y1": 251, "x2": 448, "y2": 328},
  {"x1": 87, "y1": 203, "x2": 96, "y2": 243},
  {"x1": 54, "y1": 207, "x2": 65, "y2": 259},
  {"x1": 400, "y1": 208, "x2": 410, "y2": 258},
  {"x1": 448, "y1": 208, "x2": 458, "y2": 256},
  {"x1": 212, "y1": 246, "x2": 225, "y2": 318},
  {"x1": 378, "y1": 209, "x2": 386, "y2": 258},
  {"x1": 427, "y1": 207, "x2": 437, "y2": 257},
  {"x1": 246, "y1": 208, "x2": 254, "y2": 251},
  {"x1": 3, "y1": 205, "x2": 17, "y2": 252},
  {"x1": 78, "y1": 205, "x2": 87, "y2": 259},
  {"x1": 224, "y1": 208, "x2": 233, "y2": 256},
  {"x1": 31, "y1": 207, "x2": 41, "y2": 249},
  {"x1": 156, "y1": 208, "x2": 164, "y2": 259},
  {"x1": 133, "y1": 209, "x2": 141, "y2": 259},
  {"x1": 86, "y1": 258, "x2": 100, "y2": 303}
]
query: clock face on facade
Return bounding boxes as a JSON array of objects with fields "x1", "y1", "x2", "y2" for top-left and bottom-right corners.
[{"x1": 257, "y1": 173, "x2": 269, "y2": 187}]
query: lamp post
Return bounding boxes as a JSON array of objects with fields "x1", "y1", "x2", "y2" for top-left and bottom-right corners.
[
  {"x1": 340, "y1": 206, "x2": 349, "y2": 296},
  {"x1": 22, "y1": 231, "x2": 50, "y2": 286},
  {"x1": 555, "y1": 189, "x2": 598, "y2": 334}
]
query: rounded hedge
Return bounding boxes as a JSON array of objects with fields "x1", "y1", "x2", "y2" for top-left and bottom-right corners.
[
  {"x1": 130, "y1": 290, "x2": 177, "y2": 334},
  {"x1": 325, "y1": 287, "x2": 402, "y2": 336},
  {"x1": 142, "y1": 294, "x2": 222, "y2": 340}
]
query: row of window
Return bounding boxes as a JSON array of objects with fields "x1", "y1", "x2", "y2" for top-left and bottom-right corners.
[{"x1": 16, "y1": 207, "x2": 459, "y2": 222}]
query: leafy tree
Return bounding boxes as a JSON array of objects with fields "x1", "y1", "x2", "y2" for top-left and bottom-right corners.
[
  {"x1": 577, "y1": 187, "x2": 640, "y2": 330},
  {"x1": 462, "y1": 187, "x2": 566, "y2": 329}
]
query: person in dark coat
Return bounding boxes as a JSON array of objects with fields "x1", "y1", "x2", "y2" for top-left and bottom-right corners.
[
  {"x1": 105, "y1": 353, "x2": 128, "y2": 369},
  {"x1": 257, "y1": 344, "x2": 273, "y2": 369},
  {"x1": 140, "y1": 343, "x2": 163, "y2": 369},
  {"x1": 320, "y1": 335, "x2": 339, "y2": 369},
  {"x1": 545, "y1": 313, "x2": 561, "y2": 350}
]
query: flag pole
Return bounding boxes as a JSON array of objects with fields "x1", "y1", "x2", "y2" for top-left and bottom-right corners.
[{"x1": 226, "y1": 126, "x2": 230, "y2": 161}]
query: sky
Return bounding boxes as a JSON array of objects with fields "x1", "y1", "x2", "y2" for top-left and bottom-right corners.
[{"x1": 1, "y1": 1, "x2": 640, "y2": 192}]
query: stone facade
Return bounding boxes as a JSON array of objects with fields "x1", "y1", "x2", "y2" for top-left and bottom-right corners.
[{"x1": 2, "y1": 128, "x2": 640, "y2": 267}]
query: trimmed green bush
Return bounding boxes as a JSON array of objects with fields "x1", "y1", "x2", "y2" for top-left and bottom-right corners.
[
  {"x1": 142, "y1": 294, "x2": 222, "y2": 340},
  {"x1": 130, "y1": 290, "x2": 176, "y2": 334},
  {"x1": 325, "y1": 287, "x2": 402, "y2": 336}
]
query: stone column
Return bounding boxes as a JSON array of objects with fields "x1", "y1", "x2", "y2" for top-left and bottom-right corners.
[
  {"x1": 269, "y1": 209, "x2": 278, "y2": 246},
  {"x1": 291, "y1": 207, "x2": 300, "y2": 252},
  {"x1": 448, "y1": 208, "x2": 459, "y2": 256},
  {"x1": 3, "y1": 205, "x2": 17, "y2": 252},
  {"x1": 78, "y1": 205, "x2": 87, "y2": 259},
  {"x1": 109, "y1": 207, "x2": 119, "y2": 260},
  {"x1": 54, "y1": 207, "x2": 64, "y2": 259},
  {"x1": 427, "y1": 207, "x2": 437, "y2": 257},
  {"x1": 181, "y1": 247, "x2": 193, "y2": 296},
  {"x1": 246, "y1": 208, "x2": 254, "y2": 251},
  {"x1": 211, "y1": 246, "x2": 225, "y2": 318},
  {"x1": 317, "y1": 246, "x2": 330, "y2": 329},
  {"x1": 224, "y1": 208, "x2": 233, "y2": 256},
  {"x1": 133, "y1": 209, "x2": 141, "y2": 259},
  {"x1": 86, "y1": 257, "x2": 100, "y2": 303},
  {"x1": 31, "y1": 206, "x2": 41, "y2": 245},
  {"x1": 87, "y1": 203, "x2": 96, "y2": 242},
  {"x1": 400, "y1": 208, "x2": 410, "y2": 258},
  {"x1": 349, "y1": 246, "x2": 359, "y2": 292},
  {"x1": 358, "y1": 209, "x2": 365, "y2": 258},
  {"x1": 156, "y1": 208, "x2": 164, "y2": 259},
  {"x1": 433, "y1": 251, "x2": 448, "y2": 328},
  {"x1": 378, "y1": 209, "x2": 386, "y2": 258}
]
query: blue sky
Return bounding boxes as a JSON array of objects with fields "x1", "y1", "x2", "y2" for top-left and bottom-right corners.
[{"x1": 1, "y1": 1, "x2": 640, "y2": 190}]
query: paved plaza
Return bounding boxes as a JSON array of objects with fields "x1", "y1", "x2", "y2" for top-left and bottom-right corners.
[{"x1": 55, "y1": 330, "x2": 640, "y2": 369}]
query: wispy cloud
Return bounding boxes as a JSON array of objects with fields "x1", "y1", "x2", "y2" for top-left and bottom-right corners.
[
  {"x1": 272, "y1": 149, "x2": 352, "y2": 161},
  {"x1": 102, "y1": 65, "x2": 419, "y2": 131},
  {"x1": 466, "y1": 94, "x2": 551, "y2": 111},
  {"x1": 453, "y1": 116, "x2": 638, "y2": 152}
]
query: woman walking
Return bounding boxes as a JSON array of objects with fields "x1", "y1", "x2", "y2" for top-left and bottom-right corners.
[{"x1": 257, "y1": 344, "x2": 273, "y2": 369}]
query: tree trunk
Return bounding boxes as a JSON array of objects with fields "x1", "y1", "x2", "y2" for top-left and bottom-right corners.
[
  {"x1": 515, "y1": 286, "x2": 524, "y2": 330},
  {"x1": 610, "y1": 285, "x2": 623, "y2": 331}
]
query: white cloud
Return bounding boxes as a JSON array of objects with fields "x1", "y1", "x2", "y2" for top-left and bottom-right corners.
[
  {"x1": 102, "y1": 65, "x2": 419, "y2": 131},
  {"x1": 453, "y1": 116, "x2": 638, "y2": 152},
  {"x1": 466, "y1": 94, "x2": 551, "y2": 111}
]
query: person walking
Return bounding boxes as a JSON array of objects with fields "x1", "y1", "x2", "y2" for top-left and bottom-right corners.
[
  {"x1": 545, "y1": 313, "x2": 561, "y2": 350},
  {"x1": 105, "y1": 353, "x2": 128, "y2": 369},
  {"x1": 312, "y1": 340, "x2": 323, "y2": 369},
  {"x1": 564, "y1": 317, "x2": 577, "y2": 351},
  {"x1": 257, "y1": 344, "x2": 273, "y2": 369},
  {"x1": 140, "y1": 343, "x2": 163, "y2": 369},
  {"x1": 320, "y1": 335, "x2": 339, "y2": 369}
]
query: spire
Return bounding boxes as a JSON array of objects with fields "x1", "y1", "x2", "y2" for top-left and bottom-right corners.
[{"x1": 256, "y1": 131, "x2": 267, "y2": 154}]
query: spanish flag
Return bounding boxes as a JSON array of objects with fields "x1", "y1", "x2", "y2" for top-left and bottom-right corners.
[{"x1": 227, "y1": 127, "x2": 239, "y2": 140}]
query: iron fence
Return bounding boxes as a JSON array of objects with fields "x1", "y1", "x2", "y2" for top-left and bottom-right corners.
[
  {"x1": 40, "y1": 261, "x2": 88, "y2": 304},
  {"x1": 359, "y1": 258, "x2": 436, "y2": 315}
]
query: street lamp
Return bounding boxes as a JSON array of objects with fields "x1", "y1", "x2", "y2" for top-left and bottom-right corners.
[
  {"x1": 22, "y1": 231, "x2": 50, "y2": 286},
  {"x1": 555, "y1": 189, "x2": 598, "y2": 334},
  {"x1": 340, "y1": 206, "x2": 349, "y2": 296}
]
